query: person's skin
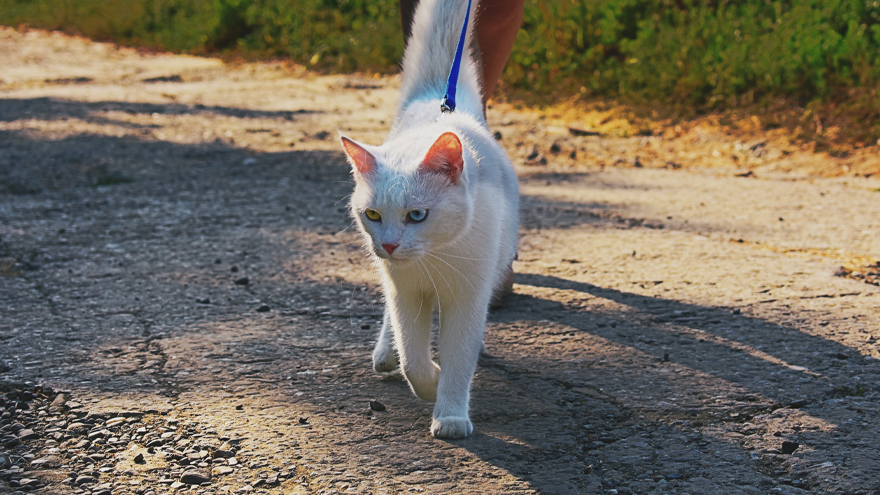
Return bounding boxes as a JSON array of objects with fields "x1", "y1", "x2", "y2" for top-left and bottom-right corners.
[{"x1": 399, "y1": 0, "x2": 525, "y2": 105}]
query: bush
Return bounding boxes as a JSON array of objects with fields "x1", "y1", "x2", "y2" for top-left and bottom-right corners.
[
  {"x1": 2, "y1": 0, "x2": 879, "y2": 117},
  {"x1": 510, "y1": 0, "x2": 880, "y2": 108}
]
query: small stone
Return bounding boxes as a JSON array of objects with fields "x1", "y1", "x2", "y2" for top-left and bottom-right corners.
[
  {"x1": 234, "y1": 277, "x2": 249, "y2": 285},
  {"x1": 781, "y1": 441, "x2": 800, "y2": 454},
  {"x1": 369, "y1": 400, "x2": 386, "y2": 412},
  {"x1": 493, "y1": 131, "x2": 502, "y2": 140},
  {"x1": 212, "y1": 466, "x2": 234, "y2": 476},
  {"x1": 237, "y1": 485, "x2": 253, "y2": 493},
  {"x1": 105, "y1": 417, "x2": 126, "y2": 427},
  {"x1": 255, "y1": 304, "x2": 271, "y2": 312},
  {"x1": 666, "y1": 472, "x2": 684, "y2": 479},
  {"x1": 170, "y1": 481, "x2": 185, "y2": 489},
  {"x1": 50, "y1": 394, "x2": 69, "y2": 407},
  {"x1": 75, "y1": 475, "x2": 97, "y2": 485},
  {"x1": 133, "y1": 453, "x2": 145, "y2": 464},
  {"x1": 212, "y1": 449, "x2": 234, "y2": 459},
  {"x1": 298, "y1": 416, "x2": 309, "y2": 424},
  {"x1": 17, "y1": 429, "x2": 39, "y2": 441},
  {"x1": 93, "y1": 490, "x2": 112, "y2": 495},
  {"x1": 181, "y1": 469, "x2": 211, "y2": 485},
  {"x1": 196, "y1": 298, "x2": 211, "y2": 304},
  {"x1": 266, "y1": 474, "x2": 278, "y2": 484},
  {"x1": 227, "y1": 457, "x2": 238, "y2": 466}
]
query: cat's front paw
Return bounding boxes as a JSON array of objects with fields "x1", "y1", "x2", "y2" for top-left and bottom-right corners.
[
  {"x1": 431, "y1": 416, "x2": 473, "y2": 439},
  {"x1": 372, "y1": 346, "x2": 399, "y2": 373}
]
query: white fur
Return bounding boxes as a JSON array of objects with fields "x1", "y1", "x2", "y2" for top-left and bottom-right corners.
[{"x1": 341, "y1": 0, "x2": 519, "y2": 439}]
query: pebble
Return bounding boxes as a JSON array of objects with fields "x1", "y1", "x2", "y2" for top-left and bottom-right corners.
[
  {"x1": 180, "y1": 469, "x2": 211, "y2": 485},
  {"x1": 256, "y1": 304, "x2": 271, "y2": 312},
  {"x1": 368, "y1": 400, "x2": 386, "y2": 412},
  {"x1": 75, "y1": 475, "x2": 97, "y2": 485},
  {"x1": 105, "y1": 417, "x2": 126, "y2": 427},
  {"x1": 234, "y1": 277, "x2": 250, "y2": 285},
  {"x1": 133, "y1": 453, "x2": 145, "y2": 464},
  {"x1": 227, "y1": 457, "x2": 238, "y2": 466},
  {"x1": 212, "y1": 449, "x2": 234, "y2": 459},
  {"x1": 17, "y1": 429, "x2": 39, "y2": 441},
  {"x1": 212, "y1": 466, "x2": 234, "y2": 476}
]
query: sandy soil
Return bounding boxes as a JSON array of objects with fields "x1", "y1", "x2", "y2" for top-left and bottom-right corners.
[{"x1": 2, "y1": 27, "x2": 880, "y2": 495}]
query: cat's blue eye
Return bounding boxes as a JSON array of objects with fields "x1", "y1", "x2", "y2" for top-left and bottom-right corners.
[{"x1": 406, "y1": 209, "x2": 428, "y2": 223}]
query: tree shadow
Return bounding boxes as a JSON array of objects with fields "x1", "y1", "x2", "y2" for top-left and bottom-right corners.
[
  {"x1": 447, "y1": 272, "x2": 880, "y2": 491},
  {"x1": 0, "y1": 127, "x2": 345, "y2": 194},
  {"x1": 0, "y1": 97, "x2": 321, "y2": 125}
]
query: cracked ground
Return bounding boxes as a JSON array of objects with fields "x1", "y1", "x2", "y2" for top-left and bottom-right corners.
[{"x1": 1, "y1": 27, "x2": 880, "y2": 495}]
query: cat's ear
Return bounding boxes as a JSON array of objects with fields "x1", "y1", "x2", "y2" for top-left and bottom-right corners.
[
  {"x1": 420, "y1": 132, "x2": 463, "y2": 184},
  {"x1": 340, "y1": 135, "x2": 377, "y2": 176}
]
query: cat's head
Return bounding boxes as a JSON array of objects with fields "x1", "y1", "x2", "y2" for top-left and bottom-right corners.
[{"x1": 341, "y1": 132, "x2": 472, "y2": 262}]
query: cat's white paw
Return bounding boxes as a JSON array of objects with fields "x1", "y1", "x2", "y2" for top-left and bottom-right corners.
[
  {"x1": 403, "y1": 362, "x2": 439, "y2": 402},
  {"x1": 431, "y1": 416, "x2": 473, "y2": 439},
  {"x1": 372, "y1": 346, "x2": 399, "y2": 373}
]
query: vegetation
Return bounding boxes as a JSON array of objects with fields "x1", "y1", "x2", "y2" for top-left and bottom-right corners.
[{"x1": 2, "y1": 0, "x2": 879, "y2": 143}]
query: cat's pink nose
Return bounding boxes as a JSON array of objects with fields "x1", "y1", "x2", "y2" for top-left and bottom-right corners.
[{"x1": 382, "y1": 243, "x2": 398, "y2": 255}]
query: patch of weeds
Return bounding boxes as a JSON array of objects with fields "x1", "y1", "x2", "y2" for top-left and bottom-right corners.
[
  {"x1": 834, "y1": 385, "x2": 868, "y2": 397},
  {"x1": 87, "y1": 165, "x2": 133, "y2": 187}
]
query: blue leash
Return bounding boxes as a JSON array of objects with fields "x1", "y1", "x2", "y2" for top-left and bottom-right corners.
[{"x1": 440, "y1": 0, "x2": 473, "y2": 113}]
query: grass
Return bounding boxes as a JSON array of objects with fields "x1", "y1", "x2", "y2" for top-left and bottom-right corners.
[{"x1": 1, "y1": 0, "x2": 879, "y2": 147}]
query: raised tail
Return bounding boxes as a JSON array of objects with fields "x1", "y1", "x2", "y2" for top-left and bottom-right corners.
[{"x1": 396, "y1": 0, "x2": 483, "y2": 118}]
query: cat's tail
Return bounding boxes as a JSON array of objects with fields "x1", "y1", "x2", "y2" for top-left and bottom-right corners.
[{"x1": 396, "y1": 0, "x2": 483, "y2": 119}]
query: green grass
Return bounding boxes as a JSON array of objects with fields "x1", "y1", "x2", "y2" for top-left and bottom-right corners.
[{"x1": 2, "y1": 0, "x2": 879, "y2": 142}]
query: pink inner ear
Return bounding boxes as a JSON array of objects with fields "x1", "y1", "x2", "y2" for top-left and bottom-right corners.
[
  {"x1": 420, "y1": 132, "x2": 463, "y2": 183},
  {"x1": 341, "y1": 136, "x2": 376, "y2": 175}
]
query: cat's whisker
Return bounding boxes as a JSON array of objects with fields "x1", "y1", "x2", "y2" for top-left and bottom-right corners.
[
  {"x1": 425, "y1": 252, "x2": 479, "y2": 293},
  {"x1": 418, "y1": 258, "x2": 443, "y2": 330},
  {"x1": 428, "y1": 250, "x2": 493, "y2": 261},
  {"x1": 411, "y1": 261, "x2": 427, "y2": 324},
  {"x1": 422, "y1": 255, "x2": 459, "y2": 313}
]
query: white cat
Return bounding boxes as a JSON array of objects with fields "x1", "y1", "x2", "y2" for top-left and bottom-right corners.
[{"x1": 339, "y1": 0, "x2": 519, "y2": 439}]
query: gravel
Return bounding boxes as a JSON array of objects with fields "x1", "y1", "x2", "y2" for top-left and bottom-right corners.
[{"x1": 0, "y1": 382, "x2": 286, "y2": 493}]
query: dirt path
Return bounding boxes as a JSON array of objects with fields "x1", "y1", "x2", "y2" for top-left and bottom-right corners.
[{"x1": 2, "y1": 27, "x2": 880, "y2": 495}]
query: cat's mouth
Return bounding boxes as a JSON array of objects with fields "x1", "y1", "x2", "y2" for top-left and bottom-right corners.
[{"x1": 374, "y1": 246, "x2": 420, "y2": 262}]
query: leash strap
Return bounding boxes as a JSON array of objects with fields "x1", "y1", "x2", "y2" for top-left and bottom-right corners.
[{"x1": 440, "y1": 0, "x2": 473, "y2": 113}]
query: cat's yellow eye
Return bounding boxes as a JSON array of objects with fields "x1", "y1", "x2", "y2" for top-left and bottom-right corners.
[{"x1": 364, "y1": 209, "x2": 382, "y2": 222}]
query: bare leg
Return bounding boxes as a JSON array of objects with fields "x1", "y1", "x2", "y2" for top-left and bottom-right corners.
[
  {"x1": 399, "y1": 0, "x2": 524, "y2": 105},
  {"x1": 474, "y1": 0, "x2": 524, "y2": 103}
]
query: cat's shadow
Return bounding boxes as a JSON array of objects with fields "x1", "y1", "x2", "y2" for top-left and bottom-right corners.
[{"x1": 445, "y1": 272, "x2": 880, "y2": 493}]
